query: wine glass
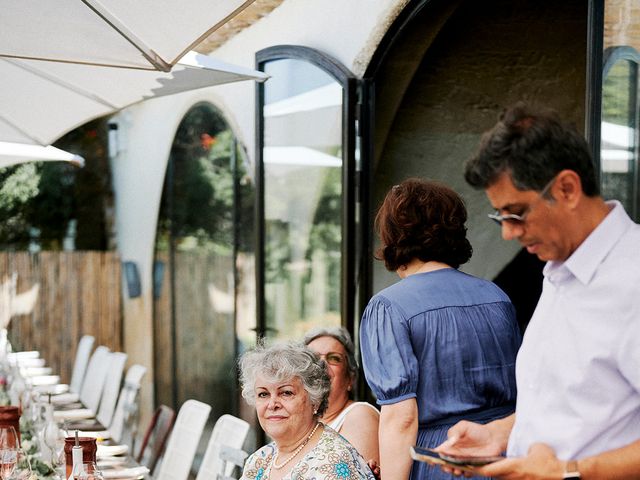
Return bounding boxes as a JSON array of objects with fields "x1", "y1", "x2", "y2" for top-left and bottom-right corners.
[
  {"x1": 0, "y1": 426, "x2": 19, "y2": 480},
  {"x1": 76, "y1": 462, "x2": 104, "y2": 480},
  {"x1": 42, "y1": 409, "x2": 65, "y2": 467}
]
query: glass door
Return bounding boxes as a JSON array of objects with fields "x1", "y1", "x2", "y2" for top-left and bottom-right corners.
[{"x1": 256, "y1": 47, "x2": 358, "y2": 341}]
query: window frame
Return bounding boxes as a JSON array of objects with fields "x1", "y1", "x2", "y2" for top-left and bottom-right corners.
[
  {"x1": 254, "y1": 45, "x2": 358, "y2": 340},
  {"x1": 601, "y1": 45, "x2": 640, "y2": 219}
]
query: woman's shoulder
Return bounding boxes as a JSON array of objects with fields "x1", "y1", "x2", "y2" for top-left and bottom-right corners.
[
  {"x1": 242, "y1": 443, "x2": 275, "y2": 479},
  {"x1": 331, "y1": 401, "x2": 379, "y2": 432},
  {"x1": 311, "y1": 427, "x2": 376, "y2": 478},
  {"x1": 246, "y1": 442, "x2": 276, "y2": 461},
  {"x1": 344, "y1": 402, "x2": 380, "y2": 420}
]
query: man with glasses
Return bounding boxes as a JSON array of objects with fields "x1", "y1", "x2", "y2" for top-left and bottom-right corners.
[{"x1": 437, "y1": 103, "x2": 640, "y2": 479}]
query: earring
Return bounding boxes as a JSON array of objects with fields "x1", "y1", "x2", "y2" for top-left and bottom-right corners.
[
  {"x1": 347, "y1": 385, "x2": 352, "y2": 391},
  {"x1": 313, "y1": 409, "x2": 318, "y2": 415}
]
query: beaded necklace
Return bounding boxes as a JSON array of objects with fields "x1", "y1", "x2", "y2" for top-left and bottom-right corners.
[{"x1": 272, "y1": 421, "x2": 320, "y2": 470}]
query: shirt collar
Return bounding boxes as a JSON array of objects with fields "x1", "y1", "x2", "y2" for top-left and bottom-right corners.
[{"x1": 543, "y1": 200, "x2": 633, "y2": 285}]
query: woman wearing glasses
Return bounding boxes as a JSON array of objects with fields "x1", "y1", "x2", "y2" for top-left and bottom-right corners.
[
  {"x1": 304, "y1": 327, "x2": 380, "y2": 465},
  {"x1": 360, "y1": 178, "x2": 522, "y2": 480}
]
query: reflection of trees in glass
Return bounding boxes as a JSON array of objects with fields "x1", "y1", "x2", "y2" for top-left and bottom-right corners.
[
  {"x1": 265, "y1": 220, "x2": 290, "y2": 282},
  {"x1": 0, "y1": 119, "x2": 112, "y2": 250},
  {"x1": 601, "y1": 59, "x2": 636, "y2": 216},
  {"x1": 307, "y1": 167, "x2": 341, "y2": 255},
  {"x1": 264, "y1": 163, "x2": 342, "y2": 331},
  {"x1": 306, "y1": 167, "x2": 341, "y2": 313},
  {"x1": 156, "y1": 105, "x2": 253, "y2": 255},
  {"x1": 602, "y1": 60, "x2": 634, "y2": 125},
  {"x1": 153, "y1": 103, "x2": 253, "y2": 416}
]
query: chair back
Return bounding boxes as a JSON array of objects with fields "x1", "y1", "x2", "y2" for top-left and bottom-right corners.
[
  {"x1": 96, "y1": 352, "x2": 127, "y2": 427},
  {"x1": 109, "y1": 364, "x2": 147, "y2": 444},
  {"x1": 69, "y1": 335, "x2": 95, "y2": 394},
  {"x1": 79, "y1": 346, "x2": 111, "y2": 412},
  {"x1": 137, "y1": 405, "x2": 175, "y2": 475},
  {"x1": 154, "y1": 399, "x2": 211, "y2": 480},
  {"x1": 195, "y1": 414, "x2": 250, "y2": 480}
]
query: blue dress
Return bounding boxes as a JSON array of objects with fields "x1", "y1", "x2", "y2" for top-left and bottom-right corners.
[{"x1": 360, "y1": 268, "x2": 521, "y2": 480}]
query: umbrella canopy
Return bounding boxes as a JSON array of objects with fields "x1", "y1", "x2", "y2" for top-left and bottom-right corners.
[
  {"x1": 1, "y1": 0, "x2": 255, "y2": 71},
  {"x1": 0, "y1": 53, "x2": 268, "y2": 145},
  {"x1": 0, "y1": 141, "x2": 84, "y2": 169},
  {"x1": 0, "y1": 0, "x2": 266, "y2": 145}
]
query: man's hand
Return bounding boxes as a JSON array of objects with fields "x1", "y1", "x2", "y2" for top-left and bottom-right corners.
[
  {"x1": 436, "y1": 420, "x2": 505, "y2": 457},
  {"x1": 434, "y1": 417, "x2": 514, "y2": 477},
  {"x1": 473, "y1": 443, "x2": 564, "y2": 479}
]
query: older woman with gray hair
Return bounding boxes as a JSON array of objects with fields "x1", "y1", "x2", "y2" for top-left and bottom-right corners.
[
  {"x1": 304, "y1": 327, "x2": 380, "y2": 464},
  {"x1": 239, "y1": 342, "x2": 375, "y2": 480}
]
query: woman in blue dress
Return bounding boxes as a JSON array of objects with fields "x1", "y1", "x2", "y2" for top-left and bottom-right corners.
[{"x1": 360, "y1": 179, "x2": 521, "y2": 480}]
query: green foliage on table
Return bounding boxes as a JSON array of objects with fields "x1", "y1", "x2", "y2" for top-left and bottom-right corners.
[{"x1": 19, "y1": 417, "x2": 58, "y2": 480}]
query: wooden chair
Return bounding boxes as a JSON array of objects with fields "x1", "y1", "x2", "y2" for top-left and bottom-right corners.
[{"x1": 136, "y1": 405, "x2": 176, "y2": 475}]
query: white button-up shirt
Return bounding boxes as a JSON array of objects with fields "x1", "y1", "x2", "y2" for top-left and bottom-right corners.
[{"x1": 507, "y1": 201, "x2": 640, "y2": 460}]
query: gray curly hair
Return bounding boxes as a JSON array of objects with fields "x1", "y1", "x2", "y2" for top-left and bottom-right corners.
[
  {"x1": 239, "y1": 341, "x2": 331, "y2": 417},
  {"x1": 303, "y1": 326, "x2": 358, "y2": 381}
]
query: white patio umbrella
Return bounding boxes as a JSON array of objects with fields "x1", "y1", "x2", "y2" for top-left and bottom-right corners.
[
  {"x1": 0, "y1": 53, "x2": 268, "y2": 145},
  {"x1": 0, "y1": 0, "x2": 266, "y2": 145},
  {"x1": 0, "y1": 141, "x2": 84, "y2": 169}
]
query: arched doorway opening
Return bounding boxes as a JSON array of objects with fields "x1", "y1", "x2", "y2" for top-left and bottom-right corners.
[
  {"x1": 152, "y1": 103, "x2": 255, "y2": 422},
  {"x1": 360, "y1": 0, "x2": 588, "y2": 330}
]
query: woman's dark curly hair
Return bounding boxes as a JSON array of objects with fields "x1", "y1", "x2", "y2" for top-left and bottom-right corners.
[{"x1": 375, "y1": 178, "x2": 473, "y2": 271}]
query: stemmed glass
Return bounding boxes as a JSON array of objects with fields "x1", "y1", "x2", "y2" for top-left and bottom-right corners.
[
  {"x1": 42, "y1": 409, "x2": 65, "y2": 469},
  {"x1": 76, "y1": 462, "x2": 104, "y2": 480},
  {"x1": 0, "y1": 426, "x2": 19, "y2": 480}
]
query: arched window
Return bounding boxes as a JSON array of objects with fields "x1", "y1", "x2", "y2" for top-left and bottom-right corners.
[
  {"x1": 153, "y1": 103, "x2": 254, "y2": 420},
  {"x1": 600, "y1": 46, "x2": 640, "y2": 219},
  {"x1": 255, "y1": 46, "x2": 358, "y2": 340}
]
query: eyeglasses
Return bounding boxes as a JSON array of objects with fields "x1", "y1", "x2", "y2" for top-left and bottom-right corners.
[
  {"x1": 317, "y1": 352, "x2": 346, "y2": 366},
  {"x1": 488, "y1": 174, "x2": 558, "y2": 226}
]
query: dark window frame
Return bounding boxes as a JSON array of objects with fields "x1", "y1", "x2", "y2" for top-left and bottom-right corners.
[
  {"x1": 601, "y1": 45, "x2": 640, "y2": 219},
  {"x1": 254, "y1": 45, "x2": 359, "y2": 339}
]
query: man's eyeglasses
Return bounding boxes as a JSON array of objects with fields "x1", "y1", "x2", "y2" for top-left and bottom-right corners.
[
  {"x1": 317, "y1": 352, "x2": 346, "y2": 366},
  {"x1": 488, "y1": 174, "x2": 558, "y2": 226}
]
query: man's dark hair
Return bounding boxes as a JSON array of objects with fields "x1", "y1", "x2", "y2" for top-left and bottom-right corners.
[{"x1": 464, "y1": 102, "x2": 599, "y2": 196}]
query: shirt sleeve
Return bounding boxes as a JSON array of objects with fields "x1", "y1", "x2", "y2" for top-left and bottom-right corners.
[{"x1": 359, "y1": 295, "x2": 419, "y2": 405}]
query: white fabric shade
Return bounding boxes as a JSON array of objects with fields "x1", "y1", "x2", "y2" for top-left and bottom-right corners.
[
  {"x1": 0, "y1": 0, "x2": 266, "y2": 145},
  {"x1": 0, "y1": 141, "x2": 84, "y2": 168},
  {"x1": 1, "y1": 0, "x2": 255, "y2": 71},
  {"x1": 0, "y1": 53, "x2": 268, "y2": 145}
]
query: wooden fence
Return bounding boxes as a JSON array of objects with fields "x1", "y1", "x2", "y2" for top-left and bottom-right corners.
[
  {"x1": 153, "y1": 251, "x2": 237, "y2": 417},
  {"x1": 1, "y1": 251, "x2": 122, "y2": 383}
]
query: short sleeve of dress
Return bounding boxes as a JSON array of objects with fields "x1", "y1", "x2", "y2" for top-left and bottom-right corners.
[
  {"x1": 240, "y1": 444, "x2": 274, "y2": 480},
  {"x1": 359, "y1": 295, "x2": 418, "y2": 405}
]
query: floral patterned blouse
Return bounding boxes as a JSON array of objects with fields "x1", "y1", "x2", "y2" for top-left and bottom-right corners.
[{"x1": 240, "y1": 425, "x2": 375, "y2": 480}]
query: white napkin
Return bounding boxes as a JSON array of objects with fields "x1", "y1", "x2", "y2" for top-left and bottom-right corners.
[
  {"x1": 29, "y1": 374, "x2": 60, "y2": 386},
  {"x1": 51, "y1": 392, "x2": 80, "y2": 405},
  {"x1": 101, "y1": 466, "x2": 149, "y2": 479},
  {"x1": 97, "y1": 445, "x2": 129, "y2": 458},
  {"x1": 21, "y1": 366, "x2": 53, "y2": 377},
  {"x1": 33, "y1": 383, "x2": 69, "y2": 395},
  {"x1": 53, "y1": 408, "x2": 94, "y2": 421},
  {"x1": 79, "y1": 429, "x2": 111, "y2": 440}
]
